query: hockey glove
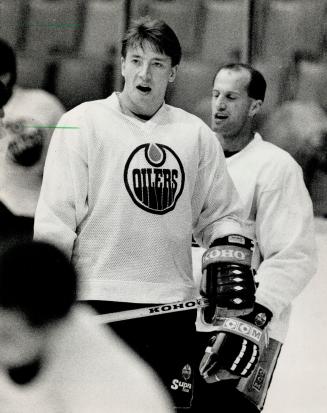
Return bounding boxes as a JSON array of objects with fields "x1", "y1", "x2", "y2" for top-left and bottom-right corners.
[
  {"x1": 200, "y1": 234, "x2": 255, "y2": 322},
  {"x1": 199, "y1": 302, "x2": 272, "y2": 383}
]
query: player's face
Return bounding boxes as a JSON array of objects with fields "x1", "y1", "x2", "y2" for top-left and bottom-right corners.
[
  {"x1": 211, "y1": 69, "x2": 259, "y2": 138},
  {"x1": 120, "y1": 41, "x2": 177, "y2": 117}
]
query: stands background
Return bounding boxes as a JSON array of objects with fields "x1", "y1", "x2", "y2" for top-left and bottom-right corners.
[{"x1": 1, "y1": 0, "x2": 327, "y2": 122}]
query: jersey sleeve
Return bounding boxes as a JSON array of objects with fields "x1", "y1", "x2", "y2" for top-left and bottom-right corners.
[
  {"x1": 192, "y1": 127, "x2": 246, "y2": 247},
  {"x1": 254, "y1": 160, "x2": 317, "y2": 318},
  {"x1": 34, "y1": 110, "x2": 89, "y2": 259}
]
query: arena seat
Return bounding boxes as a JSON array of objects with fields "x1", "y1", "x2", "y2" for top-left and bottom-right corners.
[
  {"x1": 262, "y1": 0, "x2": 326, "y2": 61},
  {"x1": 166, "y1": 59, "x2": 217, "y2": 114},
  {"x1": 252, "y1": 59, "x2": 291, "y2": 131},
  {"x1": 200, "y1": 0, "x2": 249, "y2": 64},
  {"x1": 0, "y1": 0, "x2": 25, "y2": 49},
  {"x1": 24, "y1": 0, "x2": 81, "y2": 55},
  {"x1": 253, "y1": 59, "x2": 290, "y2": 111},
  {"x1": 16, "y1": 54, "x2": 50, "y2": 89},
  {"x1": 128, "y1": 0, "x2": 150, "y2": 22},
  {"x1": 147, "y1": 0, "x2": 199, "y2": 56},
  {"x1": 193, "y1": 96, "x2": 211, "y2": 127},
  {"x1": 54, "y1": 57, "x2": 112, "y2": 110},
  {"x1": 80, "y1": 0, "x2": 126, "y2": 59},
  {"x1": 295, "y1": 59, "x2": 327, "y2": 112}
]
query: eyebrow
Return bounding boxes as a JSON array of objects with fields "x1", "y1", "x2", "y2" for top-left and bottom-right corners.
[
  {"x1": 212, "y1": 88, "x2": 241, "y2": 95},
  {"x1": 129, "y1": 53, "x2": 169, "y2": 62}
]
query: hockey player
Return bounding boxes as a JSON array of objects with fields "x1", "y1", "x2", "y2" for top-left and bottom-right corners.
[
  {"x1": 0, "y1": 80, "x2": 34, "y2": 252},
  {"x1": 34, "y1": 17, "x2": 255, "y2": 410},
  {"x1": 0, "y1": 80, "x2": 35, "y2": 247},
  {"x1": 0, "y1": 240, "x2": 174, "y2": 412},
  {"x1": 0, "y1": 38, "x2": 65, "y2": 217},
  {"x1": 192, "y1": 63, "x2": 317, "y2": 412}
]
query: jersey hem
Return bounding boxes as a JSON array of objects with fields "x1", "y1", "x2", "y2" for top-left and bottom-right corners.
[{"x1": 78, "y1": 280, "x2": 198, "y2": 304}]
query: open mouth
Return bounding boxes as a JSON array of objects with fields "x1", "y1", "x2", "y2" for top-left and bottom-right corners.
[
  {"x1": 215, "y1": 113, "x2": 228, "y2": 121},
  {"x1": 136, "y1": 85, "x2": 152, "y2": 93}
]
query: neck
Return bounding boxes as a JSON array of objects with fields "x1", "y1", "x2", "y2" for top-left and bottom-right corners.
[
  {"x1": 117, "y1": 92, "x2": 161, "y2": 122},
  {"x1": 218, "y1": 128, "x2": 255, "y2": 152}
]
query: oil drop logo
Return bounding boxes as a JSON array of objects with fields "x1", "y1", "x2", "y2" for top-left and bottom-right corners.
[{"x1": 124, "y1": 143, "x2": 185, "y2": 214}]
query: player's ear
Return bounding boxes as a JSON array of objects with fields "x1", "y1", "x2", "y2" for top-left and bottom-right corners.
[
  {"x1": 249, "y1": 99, "x2": 262, "y2": 118},
  {"x1": 168, "y1": 65, "x2": 178, "y2": 83},
  {"x1": 121, "y1": 57, "x2": 126, "y2": 78}
]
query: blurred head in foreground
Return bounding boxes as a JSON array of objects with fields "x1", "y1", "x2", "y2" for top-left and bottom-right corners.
[{"x1": 0, "y1": 241, "x2": 77, "y2": 371}]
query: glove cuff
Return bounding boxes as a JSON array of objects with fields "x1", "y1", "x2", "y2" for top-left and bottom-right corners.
[
  {"x1": 210, "y1": 234, "x2": 254, "y2": 250},
  {"x1": 203, "y1": 235, "x2": 254, "y2": 271}
]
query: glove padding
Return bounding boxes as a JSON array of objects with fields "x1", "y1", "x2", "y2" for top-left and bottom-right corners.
[
  {"x1": 200, "y1": 235, "x2": 255, "y2": 322},
  {"x1": 199, "y1": 303, "x2": 272, "y2": 383}
]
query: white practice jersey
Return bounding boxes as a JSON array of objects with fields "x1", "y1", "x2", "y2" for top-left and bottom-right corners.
[
  {"x1": 0, "y1": 305, "x2": 173, "y2": 413},
  {"x1": 195, "y1": 133, "x2": 317, "y2": 342},
  {"x1": 34, "y1": 93, "x2": 245, "y2": 304}
]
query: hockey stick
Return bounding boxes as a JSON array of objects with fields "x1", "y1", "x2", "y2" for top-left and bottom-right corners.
[{"x1": 95, "y1": 297, "x2": 209, "y2": 324}]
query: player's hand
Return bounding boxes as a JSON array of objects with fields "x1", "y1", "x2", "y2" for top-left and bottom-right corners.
[
  {"x1": 200, "y1": 234, "x2": 255, "y2": 322},
  {"x1": 199, "y1": 303, "x2": 272, "y2": 383}
]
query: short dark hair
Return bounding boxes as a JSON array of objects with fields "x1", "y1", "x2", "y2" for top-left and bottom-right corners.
[
  {"x1": 214, "y1": 63, "x2": 266, "y2": 102},
  {"x1": 0, "y1": 241, "x2": 77, "y2": 327},
  {"x1": 121, "y1": 16, "x2": 182, "y2": 67},
  {"x1": 0, "y1": 80, "x2": 11, "y2": 106},
  {"x1": 0, "y1": 38, "x2": 17, "y2": 88}
]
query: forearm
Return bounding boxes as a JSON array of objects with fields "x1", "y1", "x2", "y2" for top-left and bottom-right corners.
[
  {"x1": 255, "y1": 185, "x2": 317, "y2": 318},
  {"x1": 34, "y1": 116, "x2": 88, "y2": 259},
  {"x1": 34, "y1": 198, "x2": 77, "y2": 259}
]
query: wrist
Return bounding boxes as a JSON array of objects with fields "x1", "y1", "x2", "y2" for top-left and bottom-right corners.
[
  {"x1": 241, "y1": 302, "x2": 273, "y2": 329},
  {"x1": 209, "y1": 234, "x2": 254, "y2": 250}
]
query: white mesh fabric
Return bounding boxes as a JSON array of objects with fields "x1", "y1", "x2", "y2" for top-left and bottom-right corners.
[{"x1": 35, "y1": 93, "x2": 243, "y2": 304}]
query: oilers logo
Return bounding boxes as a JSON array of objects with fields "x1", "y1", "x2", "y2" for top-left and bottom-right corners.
[{"x1": 124, "y1": 143, "x2": 185, "y2": 214}]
